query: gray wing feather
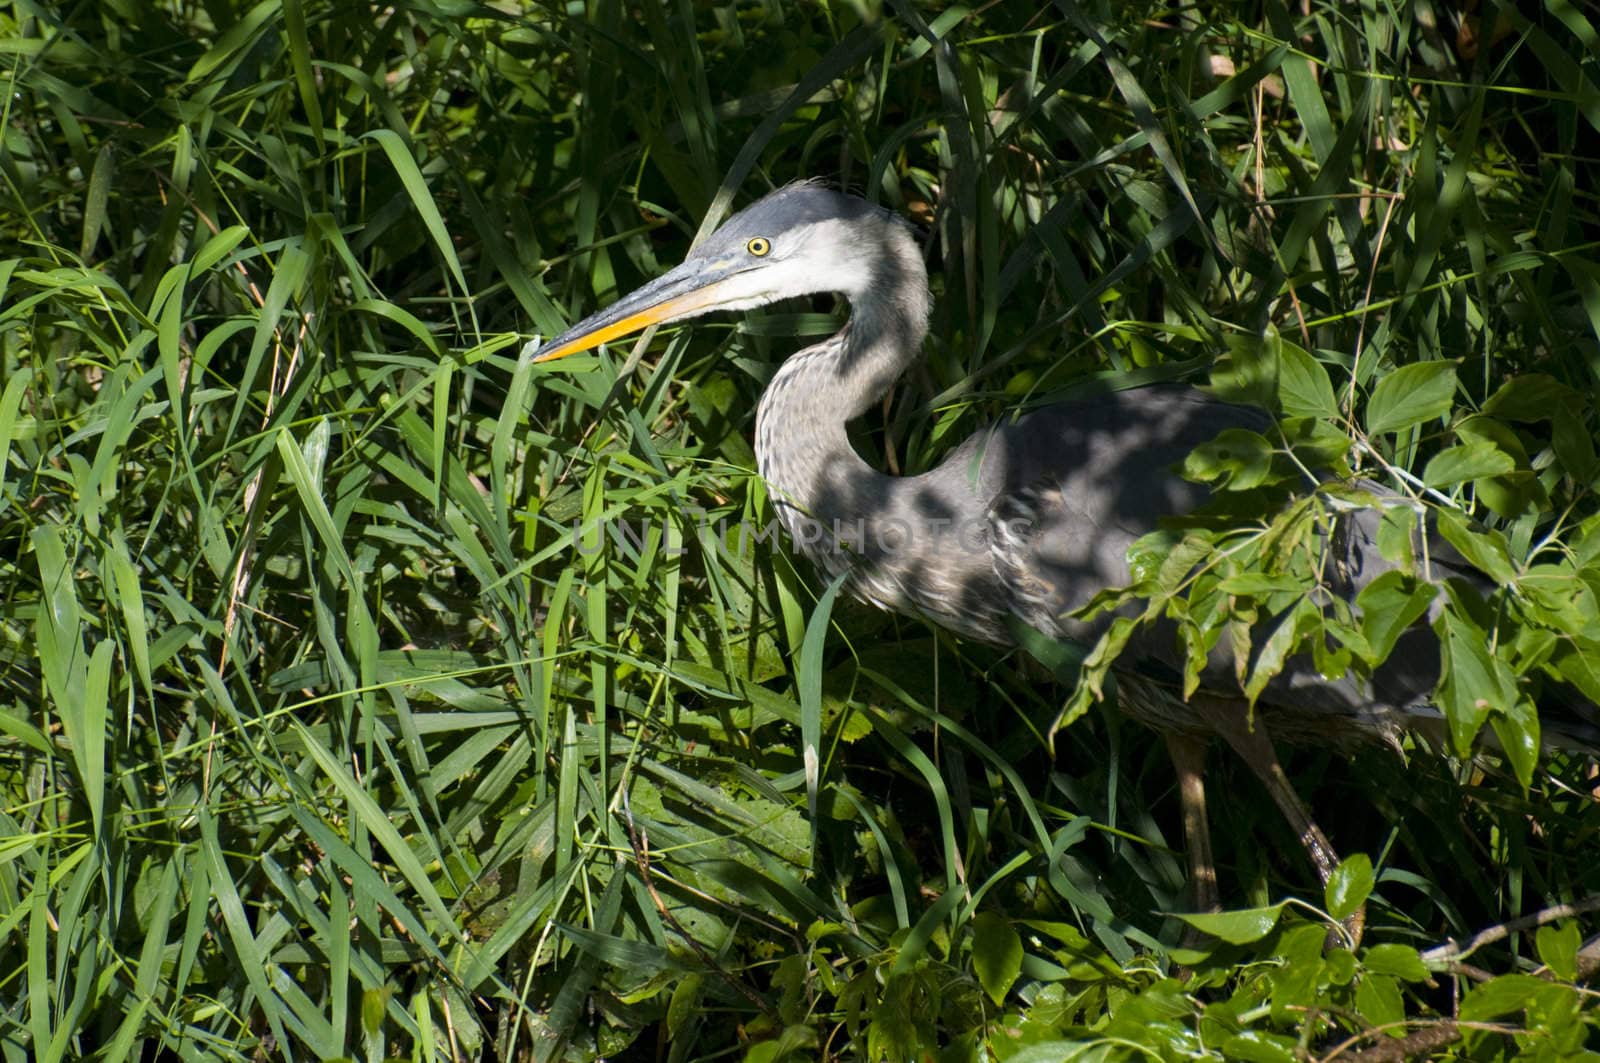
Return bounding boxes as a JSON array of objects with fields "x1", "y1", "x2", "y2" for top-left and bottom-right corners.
[{"x1": 978, "y1": 386, "x2": 1453, "y2": 734}]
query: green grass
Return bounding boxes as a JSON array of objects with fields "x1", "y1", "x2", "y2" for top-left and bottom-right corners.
[{"x1": 2, "y1": 0, "x2": 1598, "y2": 1059}]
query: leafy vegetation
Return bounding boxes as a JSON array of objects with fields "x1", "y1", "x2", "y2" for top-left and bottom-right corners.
[{"x1": 2, "y1": 0, "x2": 1598, "y2": 1060}]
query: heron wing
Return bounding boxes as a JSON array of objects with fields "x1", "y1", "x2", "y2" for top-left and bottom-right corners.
[
  {"x1": 981, "y1": 386, "x2": 1447, "y2": 729},
  {"x1": 982, "y1": 385, "x2": 1264, "y2": 636}
]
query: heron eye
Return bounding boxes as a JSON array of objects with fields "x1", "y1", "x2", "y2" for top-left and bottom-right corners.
[{"x1": 747, "y1": 237, "x2": 771, "y2": 257}]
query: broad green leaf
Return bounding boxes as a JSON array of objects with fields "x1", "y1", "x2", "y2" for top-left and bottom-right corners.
[
  {"x1": 1451, "y1": 416, "x2": 1550, "y2": 517},
  {"x1": 1215, "y1": 572, "x2": 1305, "y2": 595},
  {"x1": 1357, "y1": 571, "x2": 1436, "y2": 664},
  {"x1": 1435, "y1": 510, "x2": 1517, "y2": 585},
  {"x1": 1474, "y1": 469, "x2": 1550, "y2": 519},
  {"x1": 1324, "y1": 854, "x2": 1373, "y2": 922},
  {"x1": 1152, "y1": 533, "x2": 1215, "y2": 591},
  {"x1": 1208, "y1": 332, "x2": 1280, "y2": 409},
  {"x1": 1275, "y1": 340, "x2": 1339, "y2": 419},
  {"x1": 1218, "y1": 1032, "x2": 1297, "y2": 1063},
  {"x1": 1482, "y1": 373, "x2": 1576, "y2": 421},
  {"x1": 743, "y1": 1026, "x2": 818, "y2": 1063},
  {"x1": 1365, "y1": 361, "x2": 1457, "y2": 435},
  {"x1": 1454, "y1": 414, "x2": 1530, "y2": 467},
  {"x1": 1536, "y1": 922, "x2": 1580, "y2": 982},
  {"x1": 1268, "y1": 924, "x2": 1330, "y2": 1018},
  {"x1": 1363, "y1": 943, "x2": 1430, "y2": 982},
  {"x1": 1182, "y1": 428, "x2": 1276, "y2": 490},
  {"x1": 1006, "y1": 1045, "x2": 1120, "y2": 1063},
  {"x1": 1489, "y1": 696, "x2": 1540, "y2": 789},
  {"x1": 1279, "y1": 415, "x2": 1353, "y2": 474},
  {"x1": 1324, "y1": 947, "x2": 1357, "y2": 985},
  {"x1": 1422, "y1": 440, "x2": 1515, "y2": 489},
  {"x1": 1376, "y1": 505, "x2": 1419, "y2": 570},
  {"x1": 1516, "y1": 564, "x2": 1594, "y2": 626},
  {"x1": 1175, "y1": 903, "x2": 1288, "y2": 944},
  {"x1": 1552, "y1": 405, "x2": 1599, "y2": 483},
  {"x1": 1019, "y1": 919, "x2": 1106, "y2": 960},
  {"x1": 1056, "y1": 615, "x2": 1140, "y2": 737},
  {"x1": 1460, "y1": 974, "x2": 1547, "y2": 1021},
  {"x1": 1245, "y1": 599, "x2": 1316, "y2": 705},
  {"x1": 1310, "y1": 619, "x2": 1357, "y2": 681},
  {"x1": 1550, "y1": 639, "x2": 1600, "y2": 703},
  {"x1": 970, "y1": 911, "x2": 1024, "y2": 1006},
  {"x1": 1435, "y1": 607, "x2": 1516, "y2": 754},
  {"x1": 1354, "y1": 973, "x2": 1404, "y2": 1030}
]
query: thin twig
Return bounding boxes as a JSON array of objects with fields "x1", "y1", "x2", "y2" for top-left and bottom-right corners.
[
  {"x1": 1421, "y1": 894, "x2": 1600, "y2": 965},
  {"x1": 1319, "y1": 1019, "x2": 1453, "y2": 1062}
]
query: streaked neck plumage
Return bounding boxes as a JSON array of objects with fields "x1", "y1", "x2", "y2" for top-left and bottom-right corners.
[
  {"x1": 753, "y1": 218, "x2": 931, "y2": 539},
  {"x1": 749, "y1": 218, "x2": 1017, "y2": 643}
]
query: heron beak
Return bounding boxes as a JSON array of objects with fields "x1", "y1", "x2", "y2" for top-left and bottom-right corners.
[{"x1": 531, "y1": 259, "x2": 744, "y2": 363}]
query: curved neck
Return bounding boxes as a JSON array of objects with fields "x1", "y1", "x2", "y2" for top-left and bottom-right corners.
[
  {"x1": 750, "y1": 237, "x2": 1014, "y2": 641},
  {"x1": 755, "y1": 220, "x2": 934, "y2": 493},
  {"x1": 753, "y1": 234, "x2": 930, "y2": 537}
]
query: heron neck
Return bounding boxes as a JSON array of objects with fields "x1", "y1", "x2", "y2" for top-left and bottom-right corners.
[
  {"x1": 752, "y1": 218, "x2": 932, "y2": 583},
  {"x1": 751, "y1": 260, "x2": 1016, "y2": 641},
  {"x1": 753, "y1": 293, "x2": 928, "y2": 538}
]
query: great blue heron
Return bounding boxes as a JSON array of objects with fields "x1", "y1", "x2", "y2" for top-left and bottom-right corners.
[{"x1": 529, "y1": 182, "x2": 1567, "y2": 932}]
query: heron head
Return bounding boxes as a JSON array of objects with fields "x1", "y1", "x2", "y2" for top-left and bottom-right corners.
[{"x1": 531, "y1": 183, "x2": 925, "y2": 364}]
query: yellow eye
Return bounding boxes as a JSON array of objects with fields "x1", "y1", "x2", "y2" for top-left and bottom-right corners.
[{"x1": 747, "y1": 236, "x2": 771, "y2": 257}]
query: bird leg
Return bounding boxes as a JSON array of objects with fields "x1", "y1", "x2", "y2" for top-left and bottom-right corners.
[
  {"x1": 1192, "y1": 695, "x2": 1365, "y2": 946},
  {"x1": 1194, "y1": 697, "x2": 1339, "y2": 881},
  {"x1": 1163, "y1": 732, "x2": 1220, "y2": 917}
]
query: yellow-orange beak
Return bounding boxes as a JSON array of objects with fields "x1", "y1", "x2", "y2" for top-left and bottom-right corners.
[{"x1": 531, "y1": 258, "x2": 747, "y2": 363}]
